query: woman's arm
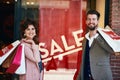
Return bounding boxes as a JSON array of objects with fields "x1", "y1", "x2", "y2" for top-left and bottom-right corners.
[{"x1": 23, "y1": 39, "x2": 41, "y2": 62}]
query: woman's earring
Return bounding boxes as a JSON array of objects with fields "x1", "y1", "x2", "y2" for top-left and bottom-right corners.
[{"x1": 24, "y1": 34, "x2": 26, "y2": 37}]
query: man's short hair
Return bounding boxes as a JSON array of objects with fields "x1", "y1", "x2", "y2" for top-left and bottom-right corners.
[{"x1": 87, "y1": 10, "x2": 100, "y2": 20}]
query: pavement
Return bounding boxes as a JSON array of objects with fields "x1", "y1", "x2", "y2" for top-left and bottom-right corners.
[{"x1": 44, "y1": 69, "x2": 76, "y2": 80}]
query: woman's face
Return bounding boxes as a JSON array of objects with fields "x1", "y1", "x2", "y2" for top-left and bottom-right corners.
[{"x1": 24, "y1": 24, "x2": 36, "y2": 40}]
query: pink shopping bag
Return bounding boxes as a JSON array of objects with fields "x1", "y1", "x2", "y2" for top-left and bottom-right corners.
[
  {"x1": 15, "y1": 44, "x2": 26, "y2": 74},
  {"x1": 6, "y1": 44, "x2": 23, "y2": 74}
]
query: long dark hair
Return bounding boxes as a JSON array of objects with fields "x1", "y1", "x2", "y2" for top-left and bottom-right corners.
[{"x1": 20, "y1": 19, "x2": 39, "y2": 44}]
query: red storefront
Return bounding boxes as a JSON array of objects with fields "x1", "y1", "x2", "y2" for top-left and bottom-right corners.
[{"x1": 38, "y1": 0, "x2": 87, "y2": 70}]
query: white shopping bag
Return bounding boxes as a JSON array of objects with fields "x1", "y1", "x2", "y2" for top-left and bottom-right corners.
[
  {"x1": 15, "y1": 44, "x2": 26, "y2": 74},
  {"x1": 98, "y1": 28, "x2": 120, "y2": 52},
  {"x1": 0, "y1": 40, "x2": 20, "y2": 65}
]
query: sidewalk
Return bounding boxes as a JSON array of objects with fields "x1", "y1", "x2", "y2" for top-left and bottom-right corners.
[{"x1": 44, "y1": 69, "x2": 76, "y2": 80}]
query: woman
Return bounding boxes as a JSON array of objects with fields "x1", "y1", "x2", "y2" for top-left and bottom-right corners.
[{"x1": 19, "y1": 19, "x2": 43, "y2": 80}]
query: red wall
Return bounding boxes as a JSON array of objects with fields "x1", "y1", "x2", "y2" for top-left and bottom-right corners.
[{"x1": 39, "y1": 0, "x2": 86, "y2": 69}]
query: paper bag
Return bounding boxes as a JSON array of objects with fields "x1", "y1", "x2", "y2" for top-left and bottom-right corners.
[
  {"x1": 0, "y1": 40, "x2": 20, "y2": 65},
  {"x1": 0, "y1": 46, "x2": 18, "y2": 73},
  {"x1": 1, "y1": 46, "x2": 18, "y2": 69},
  {"x1": 98, "y1": 28, "x2": 120, "y2": 52},
  {"x1": 6, "y1": 44, "x2": 23, "y2": 74},
  {"x1": 15, "y1": 44, "x2": 26, "y2": 74},
  {"x1": 0, "y1": 40, "x2": 20, "y2": 56}
]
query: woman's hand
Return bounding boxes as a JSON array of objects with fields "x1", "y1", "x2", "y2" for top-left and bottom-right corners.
[{"x1": 22, "y1": 39, "x2": 35, "y2": 45}]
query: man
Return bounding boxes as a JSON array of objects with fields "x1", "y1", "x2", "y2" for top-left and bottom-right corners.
[{"x1": 77, "y1": 10, "x2": 113, "y2": 80}]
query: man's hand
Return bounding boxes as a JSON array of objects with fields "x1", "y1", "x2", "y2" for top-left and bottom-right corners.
[{"x1": 115, "y1": 52, "x2": 120, "y2": 56}]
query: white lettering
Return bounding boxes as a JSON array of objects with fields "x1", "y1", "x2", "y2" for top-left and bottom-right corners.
[
  {"x1": 61, "y1": 35, "x2": 75, "y2": 50},
  {"x1": 39, "y1": 43, "x2": 49, "y2": 58},
  {"x1": 50, "y1": 39, "x2": 63, "y2": 56}
]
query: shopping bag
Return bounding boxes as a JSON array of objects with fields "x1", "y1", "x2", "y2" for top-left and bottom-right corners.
[
  {"x1": 104, "y1": 25, "x2": 120, "y2": 40},
  {"x1": 1, "y1": 45, "x2": 18, "y2": 69},
  {"x1": 46, "y1": 57, "x2": 57, "y2": 71},
  {"x1": 0, "y1": 40, "x2": 20, "y2": 65},
  {"x1": 98, "y1": 28, "x2": 120, "y2": 52},
  {"x1": 0, "y1": 40, "x2": 20, "y2": 56},
  {"x1": 6, "y1": 44, "x2": 23, "y2": 74},
  {"x1": 15, "y1": 44, "x2": 26, "y2": 74}
]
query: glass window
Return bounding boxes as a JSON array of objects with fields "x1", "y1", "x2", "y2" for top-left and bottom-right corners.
[{"x1": 15, "y1": 0, "x2": 87, "y2": 80}]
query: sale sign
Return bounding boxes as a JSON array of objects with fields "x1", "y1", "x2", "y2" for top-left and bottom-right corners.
[
  {"x1": 39, "y1": 29, "x2": 84, "y2": 62},
  {"x1": 38, "y1": 0, "x2": 86, "y2": 70}
]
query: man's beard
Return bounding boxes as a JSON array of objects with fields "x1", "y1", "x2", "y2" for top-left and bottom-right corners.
[{"x1": 87, "y1": 24, "x2": 98, "y2": 31}]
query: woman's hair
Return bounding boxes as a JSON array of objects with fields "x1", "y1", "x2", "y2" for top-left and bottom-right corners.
[{"x1": 20, "y1": 19, "x2": 39, "y2": 44}]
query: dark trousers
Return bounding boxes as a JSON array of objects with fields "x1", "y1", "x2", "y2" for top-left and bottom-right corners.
[
  {"x1": 0, "y1": 74, "x2": 12, "y2": 80},
  {"x1": 90, "y1": 74, "x2": 94, "y2": 80}
]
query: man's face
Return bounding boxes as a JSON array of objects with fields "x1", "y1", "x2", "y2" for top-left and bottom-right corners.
[{"x1": 86, "y1": 14, "x2": 99, "y2": 31}]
